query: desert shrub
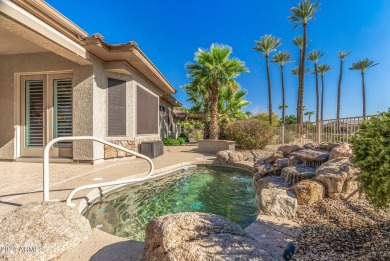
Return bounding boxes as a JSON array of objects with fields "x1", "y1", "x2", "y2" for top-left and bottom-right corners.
[
  {"x1": 163, "y1": 137, "x2": 181, "y2": 146},
  {"x1": 224, "y1": 118, "x2": 274, "y2": 149},
  {"x1": 350, "y1": 111, "x2": 390, "y2": 208}
]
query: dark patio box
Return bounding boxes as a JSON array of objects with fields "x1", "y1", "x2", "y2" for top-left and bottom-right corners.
[{"x1": 140, "y1": 140, "x2": 164, "y2": 158}]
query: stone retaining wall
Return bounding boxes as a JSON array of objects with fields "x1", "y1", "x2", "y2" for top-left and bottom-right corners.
[{"x1": 104, "y1": 140, "x2": 138, "y2": 159}]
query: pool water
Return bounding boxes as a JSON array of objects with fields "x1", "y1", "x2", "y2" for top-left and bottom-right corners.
[{"x1": 83, "y1": 166, "x2": 258, "y2": 241}]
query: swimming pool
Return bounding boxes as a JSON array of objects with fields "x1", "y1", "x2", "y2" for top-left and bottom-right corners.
[{"x1": 83, "y1": 166, "x2": 258, "y2": 241}]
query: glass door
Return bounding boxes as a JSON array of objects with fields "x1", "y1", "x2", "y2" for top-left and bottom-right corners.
[{"x1": 20, "y1": 74, "x2": 73, "y2": 158}]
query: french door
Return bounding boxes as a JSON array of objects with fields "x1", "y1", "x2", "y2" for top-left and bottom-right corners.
[{"x1": 20, "y1": 74, "x2": 73, "y2": 158}]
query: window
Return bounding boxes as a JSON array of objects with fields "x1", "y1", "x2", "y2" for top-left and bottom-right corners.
[
  {"x1": 137, "y1": 86, "x2": 158, "y2": 134},
  {"x1": 107, "y1": 78, "x2": 126, "y2": 136}
]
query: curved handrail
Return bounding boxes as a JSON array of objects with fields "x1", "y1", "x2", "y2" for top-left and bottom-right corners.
[{"x1": 43, "y1": 136, "x2": 155, "y2": 207}]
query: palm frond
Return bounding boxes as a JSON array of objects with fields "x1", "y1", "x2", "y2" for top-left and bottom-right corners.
[
  {"x1": 271, "y1": 51, "x2": 294, "y2": 66},
  {"x1": 317, "y1": 64, "x2": 333, "y2": 75},
  {"x1": 349, "y1": 58, "x2": 379, "y2": 72},
  {"x1": 253, "y1": 34, "x2": 282, "y2": 56},
  {"x1": 288, "y1": 0, "x2": 321, "y2": 28},
  {"x1": 307, "y1": 50, "x2": 325, "y2": 63},
  {"x1": 338, "y1": 51, "x2": 351, "y2": 61}
]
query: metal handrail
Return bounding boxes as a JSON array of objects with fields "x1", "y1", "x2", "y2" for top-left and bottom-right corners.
[{"x1": 43, "y1": 136, "x2": 155, "y2": 207}]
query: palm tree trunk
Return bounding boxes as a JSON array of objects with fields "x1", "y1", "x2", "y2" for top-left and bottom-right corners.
[
  {"x1": 203, "y1": 99, "x2": 210, "y2": 139},
  {"x1": 315, "y1": 63, "x2": 319, "y2": 123},
  {"x1": 337, "y1": 59, "x2": 343, "y2": 133},
  {"x1": 297, "y1": 49, "x2": 302, "y2": 122},
  {"x1": 266, "y1": 55, "x2": 273, "y2": 125},
  {"x1": 281, "y1": 65, "x2": 286, "y2": 125},
  {"x1": 209, "y1": 81, "x2": 219, "y2": 140},
  {"x1": 321, "y1": 74, "x2": 325, "y2": 121},
  {"x1": 298, "y1": 23, "x2": 308, "y2": 132},
  {"x1": 362, "y1": 72, "x2": 366, "y2": 118}
]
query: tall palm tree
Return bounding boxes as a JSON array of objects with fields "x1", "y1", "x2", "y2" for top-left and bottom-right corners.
[
  {"x1": 292, "y1": 36, "x2": 311, "y2": 121},
  {"x1": 305, "y1": 110, "x2": 314, "y2": 123},
  {"x1": 349, "y1": 59, "x2": 379, "y2": 117},
  {"x1": 308, "y1": 50, "x2": 324, "y2": 123},
  {"x1": 186, "y1": 44, "x2": 248, "y2": 140},
  {"x1": 289, "y1": 0, "x2": 321, "y2": 128},
  {"x1": 317, "y1": 64, "x2": 333, "y2": 121},
  {"x1": 272, "y1": 51, "x2": 293, "y2": 125},
  {"x1": 291, "y1": 66, "x2": 310, "y2": 117},
  {"x1": 254, "y1": 35, "x2": 282, "y2": 125},
  {"x1": 336, "y1": 51, "x2": 351, "y2": 131}
]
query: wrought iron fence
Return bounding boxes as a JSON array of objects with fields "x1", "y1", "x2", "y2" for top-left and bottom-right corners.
[{"x1": 272, "y1": 115, "x2": 378, "y2": 146}]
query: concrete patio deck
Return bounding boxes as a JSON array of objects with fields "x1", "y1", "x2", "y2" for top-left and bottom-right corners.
[{"x1": 0, "y1": 144, "x2": 214, "y2": 215}]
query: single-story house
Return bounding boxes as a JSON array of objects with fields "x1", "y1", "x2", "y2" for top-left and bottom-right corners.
[{"x1": 0, "y1": 0, "x2": 181, "y2": 163}]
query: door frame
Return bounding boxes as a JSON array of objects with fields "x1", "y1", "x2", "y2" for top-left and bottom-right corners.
[{"x1": 16, "y1": 71, "x2": 74, "y2": 159}]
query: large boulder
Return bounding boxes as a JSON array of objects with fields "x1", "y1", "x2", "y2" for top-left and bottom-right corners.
[
  {"x1": 303, "y1": 143, "x2": 317, "y2": 150},
  {"x1": 315, "y1": 157, "x2": 360, "y2": 200},
  {"x1": 274, "y1": 157, "x2": 289, "y2": 169},
  {"x1": 255, "y1": 176, "x2": 297, "y2": 219},
  {"x1": 0, "y1": 202, "x2": 92, "y2": 261},
  {"x1": 277, "y1": 144, "x2": 302, "y2": 156},
  {"x1": 264, "y1": 150, "x2": 284, "y2": 164},
  {"x1": 141, "y1": 212, "x2": 272, "y2": 261},
  {"x1": 281, "y1": 165, "x2": 316, "y2": 185},
  {"x1": 329, "y1": 143, "x2": 352, "y2": 160},
  {"x1": 288, "y1": 155, "x2": 302, "y2": 166},
  {"x1": 291, "y1": 180, "x2": 325, "y2": 205},
  {"x1": 290, "y1": 149, "x2": 330, "y2": 164},
  {"x1": 317, "y1": 142, "x2": 342, "y2": 151},
  {"x1": 253, "y1": 158, "x2": 288, "y2": 180},
  {"x1": 216, "y1": 150, "x2": 244, "y2": 164}
]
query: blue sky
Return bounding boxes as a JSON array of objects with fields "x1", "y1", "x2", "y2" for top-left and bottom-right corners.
[{"x1": 47, "y1": 0, "x2": 390, "y2": 120}]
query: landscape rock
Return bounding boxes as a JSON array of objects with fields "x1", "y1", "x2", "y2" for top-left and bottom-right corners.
[
  {"x1": 265, "y1": 150, "x2": 284, "y2": 164},
  {"x1": 291, "y1": 149, "x2": 330, "y2": 164},
  {"x1": 273, "y1": 157, "x2": 289, "y2": 169},
  {"x1": 277, "y1": 144, "x2": 302, "y2": 156},
  {"x1": 0, "y1": 202, "x2": 92, "y2": 261},
  {"x1": 329, "y1": 143, "x2": 352, "y2": 160},
  {"x1": 281, "y1": 165, "x2": 316, "y2": 185},
  {"x1": 315, "y1": 157, "x2": 360, "y2": 200},
  {"x1": 255, "y1": 176, "x2": 298, "y2": 219},
  {"x1": 303, "y1": 143, "x2": 317, "y2": 150},
  {"x1": 317, "y1": 142, "x2": 342, "y2": 151},
  {"x1": 141, "y1": 212, "x2": 272, "y2": 261},
  {"x1": 216, "y1": 150, "x2": 244, "y2": 165},
  {"x1": 288, "y1": 155, "x2": 302, "y2": 166},
  {"x1": 291, "y1": 180, "x2": 325, "y2": 205},
  {"x1": 253, "y1": 164, "x2": 276, "y2": 181}
]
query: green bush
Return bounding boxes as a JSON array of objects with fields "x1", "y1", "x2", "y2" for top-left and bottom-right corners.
[
  {"x1": 350, "y1": 111, "x2": 390, "y2": 208},
  {"x1": 178, "y1": 133, "x2": 189, "y2": 142},
  {"x1": 177, "y1": 136, "x2": 186, "y2": 145},
  {"x1": 224, "y1": 118, "x2": 274, "y2": 149},
  {"x1": 163, "y1": 137, "x2": 181, "y2": 146}
]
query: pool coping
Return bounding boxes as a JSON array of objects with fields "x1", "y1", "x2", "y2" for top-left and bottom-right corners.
[{"x1": 77, "y1": 159, "x2": 255, "y2": 214}]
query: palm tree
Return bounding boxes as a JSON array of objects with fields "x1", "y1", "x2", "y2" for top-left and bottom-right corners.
[
  {"x1": 305, "y1": 111, "x2": 314, "y2": 123},
  {"x1": 289, "y1": 0, "x2": 321, "y2": 128},
  {"x1": 291, "y1": 66, "x2": 310, "y2": 117},
  {"x1": 317, "y1": 64, "x2": 333, "y2": 121},
  {"x1": 254, "y1": 35, "x2": 282, "y2": 125},
  {"x1": 336, "y1": 51, "x2": 351, "y2": 131},
  {"x1": 186, "y1": 44, "x2": 248, "y2": 140},
  {"x1": 349, "y1": 59, "x2": 379, "y2": 117},
  {"x1": 308, "y1": 50, "x2": 324, "y2": 124},
  {"x1": 272, "y1": 51, "x2": 293, "y2": 125}
]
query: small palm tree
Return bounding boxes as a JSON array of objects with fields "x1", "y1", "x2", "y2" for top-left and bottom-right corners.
[
  {"x1": 305, "y1": 111, "x2": 314, "y2": 123},
  {"x1": 336, "y1": 51, "x2": 351, "y2": 131},
  {"x1": 349, "y1": 59, "x2": 379, "y2": 117},
  {"x1": 272, "y1": 51, "x2": 293, "y2": 125},
  {"x1": 308, "y1": 50, "x2": 324, "y2": 124},
  {"x1": 254, "y1": 35, "x2": 282, "y2": 125},
  {"x1": 317, "y1": 64, "x2": 333, "y2": 121},
  {"x1": 186, "y1": 44, "x2": 248, "y2": 140},
  {"x1": 289, "y1": 0, "x2": 321, "y2": 127}
]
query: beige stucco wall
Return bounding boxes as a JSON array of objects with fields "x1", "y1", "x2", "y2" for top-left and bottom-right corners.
[
  {"x1": 0, "y1": 52, "x2": 94, "y2": 160},
  {"x1": 0, "y1": 51, "x2": 175, "y2": 162}
]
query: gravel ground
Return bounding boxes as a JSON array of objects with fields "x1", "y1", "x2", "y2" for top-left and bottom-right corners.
[{"x1": 293, "y1": 199, "x2": 390, "y2": 260}]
